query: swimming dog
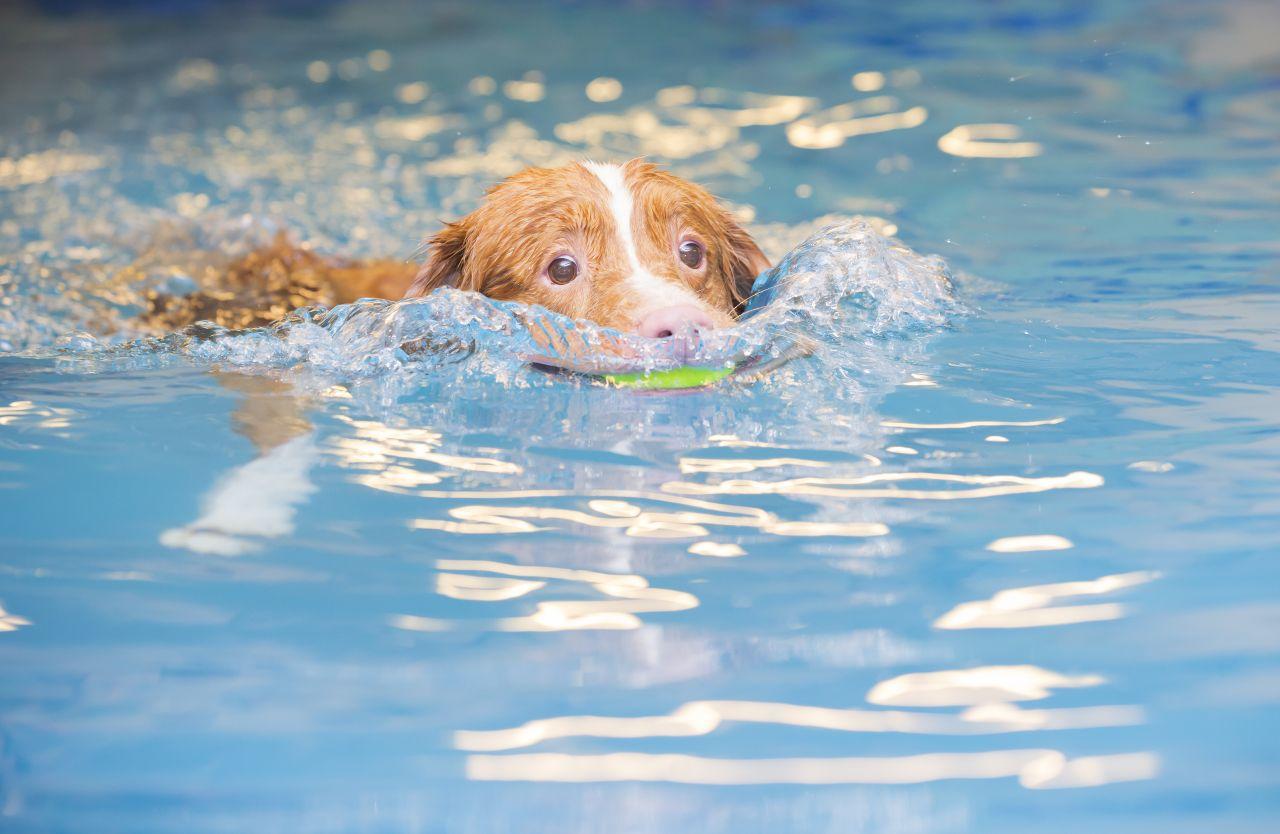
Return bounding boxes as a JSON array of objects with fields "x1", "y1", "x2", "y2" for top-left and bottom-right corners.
[
  {"x1": 145, "y1": 159, "x2": 771, "y2": 339},
  {"x1": 156, "y1": 161, "x2": 773, "y2": 553}
]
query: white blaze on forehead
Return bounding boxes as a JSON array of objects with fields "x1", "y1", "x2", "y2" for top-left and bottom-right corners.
[
  {"x1": 583, "y1": 162, "x2": 640, "y2": 269},
  {"x1": 582, "y1": 161, "x2": 701, "y2": 312}
]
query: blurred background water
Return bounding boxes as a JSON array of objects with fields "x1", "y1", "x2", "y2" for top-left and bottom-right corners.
[{"x1": 1, "y1": 0, "x2": 1279, "y2": 832}]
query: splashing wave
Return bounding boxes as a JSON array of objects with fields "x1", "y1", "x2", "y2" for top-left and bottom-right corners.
[{"x1": 36, "y1": 219, "x2": 959, "y2": 386}]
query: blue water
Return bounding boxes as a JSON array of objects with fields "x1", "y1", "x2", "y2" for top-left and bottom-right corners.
[{"x1": 2, "y1": 1, "x2": 1279, "y2": 831}]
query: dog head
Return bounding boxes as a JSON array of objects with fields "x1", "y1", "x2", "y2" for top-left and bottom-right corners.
[{"x1": 408, "y1": 160, "x2": 771, "y2": 336}]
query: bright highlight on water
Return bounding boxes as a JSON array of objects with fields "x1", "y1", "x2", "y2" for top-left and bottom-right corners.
[{"x1": 1, "y1": 1, "x2": 1278, "y2": 832}]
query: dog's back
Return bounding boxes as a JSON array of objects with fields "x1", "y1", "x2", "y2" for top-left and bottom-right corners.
[{"x1": 142, "y1": 232, "x2": 418, "y2": 332}]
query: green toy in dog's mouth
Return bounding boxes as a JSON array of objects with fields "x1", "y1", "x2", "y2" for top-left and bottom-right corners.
[
  {"x1": 562, "y1": 265, "x2": 788, "y2": 390},
  {"x1": 601, "y1": 365, "x2": 735, "y2": 390}
]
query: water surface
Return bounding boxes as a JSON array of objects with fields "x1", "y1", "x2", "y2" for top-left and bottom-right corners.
[{"x1": 1, "y1": 1, "x2": 1278, "y2": 832}]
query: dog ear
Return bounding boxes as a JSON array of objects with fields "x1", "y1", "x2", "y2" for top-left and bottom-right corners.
[
  {"x1": 721, "y1": 214, "x2": 772, "y2": 314},
  {"x1": 407, "y1": 220, "x2": 469, "y2": 297}
]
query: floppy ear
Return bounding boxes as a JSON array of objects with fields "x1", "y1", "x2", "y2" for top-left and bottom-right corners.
[
  {"x1": 722, "y1": 215, "x2": 772, "y2": 314},
  {"x1": 407, "y1": 220, "x2": 469, "y2": 297}
]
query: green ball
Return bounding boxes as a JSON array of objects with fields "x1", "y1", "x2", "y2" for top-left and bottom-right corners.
[{"x1": 602, "y1": 366, "x2": 733, "y2": 390}]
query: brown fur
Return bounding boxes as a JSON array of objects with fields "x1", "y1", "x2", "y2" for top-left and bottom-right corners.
[
  {"x1": 142, "y1": 231, "x2": 418, "y2": 331},
  {"x1": 627, "y1": 160, "x2": 771, "y2": 316},
  {"x1": 408, "y1": 160, "x2": 770, "y2": 331},
  {"x1": 143, "y1": 161, "x2": 769, "y2": 335}
]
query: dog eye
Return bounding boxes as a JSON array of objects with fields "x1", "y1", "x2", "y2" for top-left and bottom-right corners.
[
  {"x1": 548, "y1": 256, "x2": 579, "y2": 285},
  {"x1": 678, "y1": 240, "x2": 704, "y2": 268}
]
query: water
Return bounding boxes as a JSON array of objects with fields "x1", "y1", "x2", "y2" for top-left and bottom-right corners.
[{"x1": 1, "y1": 0, "x2": 1278, "y2": 831}]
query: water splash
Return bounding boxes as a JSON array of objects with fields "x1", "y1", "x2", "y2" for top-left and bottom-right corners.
[{"x1": 38, "y1": 219, "x2": 958, "y2": 389}]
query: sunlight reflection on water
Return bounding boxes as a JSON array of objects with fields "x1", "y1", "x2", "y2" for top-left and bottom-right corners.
[{"x1": 2, "y1": 0, "x2": 1279, "y2": 832}]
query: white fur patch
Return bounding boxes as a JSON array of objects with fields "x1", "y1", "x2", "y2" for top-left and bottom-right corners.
[{"x1": 583, "y1": 161, "x2": 700, "y2": 313}]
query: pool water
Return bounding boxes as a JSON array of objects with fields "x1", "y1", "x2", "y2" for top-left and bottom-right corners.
[{"x1": 2, "y1": 1, "x2": 1279, "y2": 831}]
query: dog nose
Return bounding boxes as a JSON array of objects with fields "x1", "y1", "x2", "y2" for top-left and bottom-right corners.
[{"x1": 635, "y1": 305, "x2": 716, "y2": 339}]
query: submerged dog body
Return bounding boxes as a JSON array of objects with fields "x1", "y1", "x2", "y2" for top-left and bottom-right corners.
[{"x1": 142, "y1": 160, "x2": 769, "y2": 337}]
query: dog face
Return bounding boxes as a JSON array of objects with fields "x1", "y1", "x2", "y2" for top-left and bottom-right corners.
[{"x1": 407, "y1": 160, "x2": 771, "y2": 335}]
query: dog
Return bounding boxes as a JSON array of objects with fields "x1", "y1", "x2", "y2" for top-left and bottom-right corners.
[
  {"x1": 155, "y1": 163, "x2": 776, "y2": 553},
  {"x1": 409, "y1": 159, "x2": 771, "y2": 336},
  {"x1": 144, "y1": 159, "x2": 771, "y2": 339}
]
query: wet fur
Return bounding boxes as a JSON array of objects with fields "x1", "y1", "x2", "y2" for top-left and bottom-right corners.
[
  {"x1": 409, "y1": 160, "x2": 770, "y2": 331},
  {"x1": 144, "y1": 160, "x2": 769, "y2": 335}
]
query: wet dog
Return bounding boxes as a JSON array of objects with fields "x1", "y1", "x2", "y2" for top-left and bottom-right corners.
[
  {"x1": 146, "y1": 159, "x2": 771, "y2": 338},
  {"x1": 157, "y1": 161, "x2": 772, "y2": 553},
  {"x1": 408, "y1": 159, "x2": 771, "y2": 335}
]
